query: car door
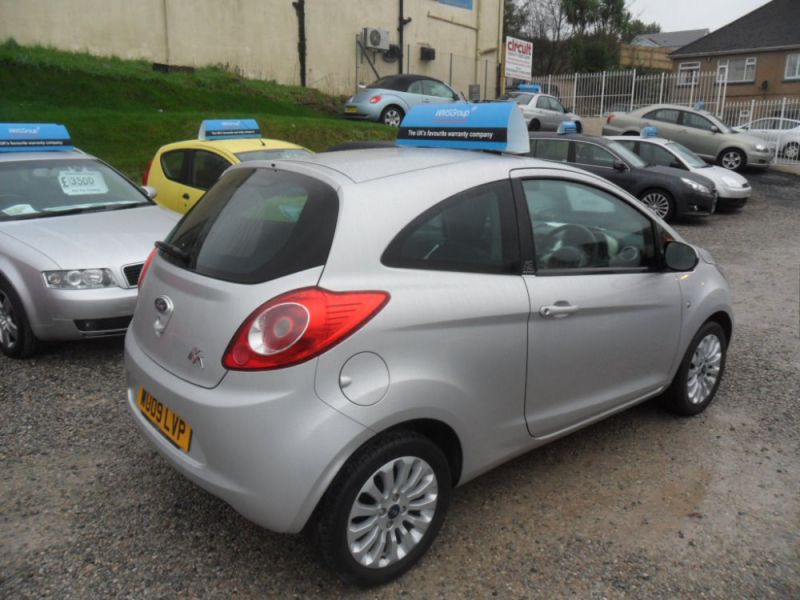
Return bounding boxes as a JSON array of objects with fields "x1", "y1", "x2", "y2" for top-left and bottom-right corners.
[
  {"x1": 406, "y1": 79, "x2": 430, "y2": 106},
  {"x1": 637, "y1": 141, "x2": 687, "y2": 170},
  {"x1": 423, "y1": 79, "x2": 458, "y2": 105},
  {"x1": 676, "y1": 111, "x2": 719, "y2": 158},
  {"x1": 546, "y1": 96, "x2": 569, "y2": 128},
  {"x1": 534, "y1": 95, "x2": 561, "y2": 130},
  {"x1": 513, "y1": 173, "x2": 682, "y2": 437},
  {"x1": 642, "y1": 108, "x2": 682, "y2": 140},
  {"x1": 153, "y1": 149, "x2": 195, "y2": 213},
  {"x1": 572, "y1": 141, "x2": 632, "y2": 190}
]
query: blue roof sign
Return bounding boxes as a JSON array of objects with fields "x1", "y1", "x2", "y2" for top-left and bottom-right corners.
[
  {"x1": 0, "y1": 123, "x2": 73, "y2": 152},
  {"x1": 199, "y1": 119, "x2": 261, "y2": 140},
  {"x1": 396, "y1": 102, "x2": 529, "y2": 154},
  {"x1": 557, "y1": 121, "x2": 578, "y2": 135},
  {"x1": 518, "y1": 84, "x2": 541, "y2": 93},
  {"x1": 641, "y1": 126, "x2": 658, "y2": 138}
]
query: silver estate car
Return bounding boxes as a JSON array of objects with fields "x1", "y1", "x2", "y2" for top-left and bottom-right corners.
[
  {"x1": 505, "y1": 90, "x2": 583, "y2": 132},
  {"x1": 126, "y1": 146, "x2": 732, "y2": 585},
  {"x1": 603, "y1": 103, "x2": 773, "y2": 171},
  {"x1": 609, "y1": 134, "x2": 751, "y2": 211},
  {"x1": 0, "y1": 128, "x2": 179, "y2": 357}
]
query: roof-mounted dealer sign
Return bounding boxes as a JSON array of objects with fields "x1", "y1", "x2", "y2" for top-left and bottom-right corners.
[{"x1": 504, "y1": 36, "x2": 533, "y2": 81}]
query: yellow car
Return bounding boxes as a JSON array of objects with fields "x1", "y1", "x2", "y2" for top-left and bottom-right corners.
[{"x1": 144, "y1": 119, "x2": 311, "y2": 213}]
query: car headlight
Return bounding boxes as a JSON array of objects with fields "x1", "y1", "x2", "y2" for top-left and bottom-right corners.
[
  {"x1": 753, "y1": 144, "x2": 767, "y2": 152},
  {"x1": 43, "y1": 269, "x2": 116, "y2": 289},
  {"x1": 681, "y1": 177, "x2": 711, "y2": 195},
  {"x1": 721, "y1": 176, "x2": 740, "y2": 187}
]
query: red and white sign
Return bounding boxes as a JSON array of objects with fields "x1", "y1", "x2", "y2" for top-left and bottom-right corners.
[{"x1": 504, "y1": 36, "x2": 533, "y2": 81}]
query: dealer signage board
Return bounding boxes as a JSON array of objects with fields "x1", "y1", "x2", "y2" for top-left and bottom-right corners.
[{"x1": 504, "y1": 36, "x2": 533, "y2": 81}]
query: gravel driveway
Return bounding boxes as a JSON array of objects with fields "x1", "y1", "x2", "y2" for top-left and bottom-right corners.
[{"x1": 2, "y1": 169, "x2": 798, "y2": 599}]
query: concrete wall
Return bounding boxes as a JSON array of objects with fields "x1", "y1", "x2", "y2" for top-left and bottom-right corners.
[{"x1": 0, "y1": 0, "x2": 503, "y2": 97}]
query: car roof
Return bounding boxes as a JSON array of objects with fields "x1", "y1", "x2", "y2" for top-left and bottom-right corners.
[
  {"x1": 156, "y1": 138, "x2": 305, "y2": 156},
  {"x1": 258, "y1": 146, "x2": 582, "y2": 185},
  {"x1": 608, "y1": 136, "x2": 674, "y2": 146},
  {"x1": 0, "y1": 149, "x2": 94, "y2": 163},
  {"x1": 529, "y1": 132, "x2": 613, "y2": 145}
]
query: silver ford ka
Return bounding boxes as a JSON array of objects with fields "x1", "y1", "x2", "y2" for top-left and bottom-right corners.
[
  {"x1": 0, "y1": 126, "x2": 179, "y2": 357},
  {"x1": 126, "y1": 143, "x2": 732, "y2": 585}
]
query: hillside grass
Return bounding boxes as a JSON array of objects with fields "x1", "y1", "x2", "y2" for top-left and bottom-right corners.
[{"x1": 0, "y1": 40, "x2": 394, "y2": 180}]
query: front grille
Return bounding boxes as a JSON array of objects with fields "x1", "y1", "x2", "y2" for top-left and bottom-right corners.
[{"x1": 123, "y1": 263, "x2": 144, "y2": 287}]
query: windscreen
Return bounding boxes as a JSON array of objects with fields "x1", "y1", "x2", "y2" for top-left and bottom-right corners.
[
  {"x1": 0, "y1": 158, "x2": 149, "y2": 221},
  {"x1": 235, "y1": 148, "x2": 313, "y2": 162},
  {"x1": 666, "y1": 142, "x2": 708, "y2": 168},
  {"x1": 607, "y1": 141, "x2": 646, "y2": 168},
  {"x1": 162, "y1": 168, "x2": 338, "y2": 284}
]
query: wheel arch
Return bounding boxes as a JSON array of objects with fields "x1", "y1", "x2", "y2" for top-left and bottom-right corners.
[
  {"x1": 707, "y1": 310, "x2": 733, "y2": 345},
  {"x1": 717, "y1": 146, "x2": 747, "y2": 167}
]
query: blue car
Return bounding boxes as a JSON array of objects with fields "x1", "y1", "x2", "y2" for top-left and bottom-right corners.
[{"x1": 344, "y1": 74, "x2": 462, "y2": 126}]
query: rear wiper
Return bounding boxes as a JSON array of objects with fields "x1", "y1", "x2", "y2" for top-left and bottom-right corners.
[{"x1": 155, "y1": 240, "x2": 191, "y2": 264}]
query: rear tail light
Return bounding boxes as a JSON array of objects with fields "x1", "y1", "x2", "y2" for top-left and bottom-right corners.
[
  {"x1": 606, "y1": 114, "x2": 615, "y2": 124},
  {"x1": 143, "y1": 159, "x2": 153, "y2": 185},
  {"x1": 138, "y1": 247, "x2": 158, "y2": 287},
  {"x1": 369, "y1": 95, "x2": 382, "y2": 104},
  {"x1": 223, "y1": 287, "x2": 390, "y2": 370}
]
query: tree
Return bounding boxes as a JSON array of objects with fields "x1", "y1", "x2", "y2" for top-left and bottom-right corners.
[
  {"x1": 503, "y1": 0, "x2": 530, "y2": 40},
  {"x1": 623, "y1": 18, "x2": 661, "y2": 43}
]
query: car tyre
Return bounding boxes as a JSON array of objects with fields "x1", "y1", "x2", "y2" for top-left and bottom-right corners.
[
  {"x1": 528, "y1": 119, "x2": 541, "y2": 132},
  {"x1": 781, "y1": 142, "x2": 799, "y2": 160},
  {"x1": 0, "y1": 277, "x2": 38, "y2": 358},
  {"x1": 661, "y1": 321, "x2": 727, "y2": 416},
  {"x1": 718, "y1": 148, "x2": 746, "y2": 171},
  {"x1": 638, "y1": 188, "x2": 675, "y2": 221},
  {"x1": 314, "y1": 430, "x2": 451, "y2": 587},
  {"x1": 380, "y1": 106, "x2": 405, "y2": 127}
]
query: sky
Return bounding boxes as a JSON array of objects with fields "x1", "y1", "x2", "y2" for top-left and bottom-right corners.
[{"x1": 627, "y1": 0, "x2": 772, "y2": 33}]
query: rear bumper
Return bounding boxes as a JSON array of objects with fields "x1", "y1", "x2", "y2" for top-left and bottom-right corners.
[
  {"x1": 343, "y1": 103, "x2": 380, "y2": 121},
  {"x1": 124, "y1": 331, "x2": 372, "y2": 533}
]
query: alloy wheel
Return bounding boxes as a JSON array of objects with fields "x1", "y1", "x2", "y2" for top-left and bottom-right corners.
[
  {"x1": 0, "y1": 290, "x2": 18, "y2": 350},
  {"x1": 383, "y1": 109, "x2": 403, "y2": 127},
  {"x1": 640, "y1": 192, "x2": 671, "y2": 219},
  {"x1": 346, "y1": 456, "x2": 438, "y2": 569},
  {"x1": 783, "y1": 143, "x2": 799, "y2": 160},
  {"x1": 721, "y1": 150, "x2": 743, "y2": 170},
  {"x1": 686, "y1": 333, "x2": 722, "y2": 405}
]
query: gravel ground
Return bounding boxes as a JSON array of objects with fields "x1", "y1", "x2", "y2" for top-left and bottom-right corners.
[{"x1": 2, "y1": 169, "x2": 798, "y2": 599}]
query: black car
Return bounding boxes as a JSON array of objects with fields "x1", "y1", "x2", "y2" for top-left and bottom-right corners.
[{"x1": 528, "y1": 132, "x2": 717, "y2": 221}]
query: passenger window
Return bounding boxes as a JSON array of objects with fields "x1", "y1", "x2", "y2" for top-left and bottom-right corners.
[
  {"x1": 682, "y1": 112, "x2": 715, "y2": 131},
  {"x1": 574, "y1": 143, "x2": 616, "y2": 168},
  {"x1": 161, "y1": 150, "x2": 188, "y2": 183},
  {"x1": 548, "y1": 97, "x2": 565, "y2": 112},
  {"x1": 522, "y1": 179, "x2": 655, "y2": 271},
  {"x1": 645, "y1": 109, "x2": 680, "y2": 124},
  {"x1": 408, "y1": 80, "x2": 424, "y2": 94},
  {"x1": 382, "y1": 181, "x2": 519, "y2": 274},
  {"x1": 536, "y1": 96, "x2": 550, "y2": 109},
  {"x1": 191, "y1": 151, "x2": 231, "y2": 190},
  {"x1": 640, "y1": 144, "x2": 677, "y2": 167},
  {"x1": 533, "y1": 140, "x2": 570, "y2": 162},
  {"x1": 424, "y1": 80, "x2": 455, "y2": 98}
]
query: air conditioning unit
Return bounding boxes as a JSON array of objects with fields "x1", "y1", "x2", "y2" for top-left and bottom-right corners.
[{"x1": 363, "y1": 27, "x2": 390, "y2": 51}]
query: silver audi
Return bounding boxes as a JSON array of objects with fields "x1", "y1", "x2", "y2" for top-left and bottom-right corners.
[
  {"x1": 0, "y1": 150, "x2": 179, "y2": 357},
  {"x1": 125, "y1": 146, "x2": 733, "y2": 586}
]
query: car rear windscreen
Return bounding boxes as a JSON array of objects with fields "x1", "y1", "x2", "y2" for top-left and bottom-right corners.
[{"x1": 162, "y1": 168, "x2": 338, "y2": 284}]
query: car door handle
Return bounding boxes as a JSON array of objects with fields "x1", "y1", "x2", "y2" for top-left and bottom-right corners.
[{"x1": 539, "y1": 303, "x2": 579, "y2": 318}]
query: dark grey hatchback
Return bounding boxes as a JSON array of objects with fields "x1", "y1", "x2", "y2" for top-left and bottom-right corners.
[{"x1": 528, "y1": 132, "x2": 717, "y2": 221}]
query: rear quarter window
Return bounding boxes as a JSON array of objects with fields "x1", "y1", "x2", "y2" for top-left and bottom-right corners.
[{"x1": 163, "y1": 168, "x2": 338, "y2": 284}]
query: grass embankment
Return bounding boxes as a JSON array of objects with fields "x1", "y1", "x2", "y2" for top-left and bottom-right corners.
[{"x1": 0, "y1": 41, "x2": 393, "y2": 180}]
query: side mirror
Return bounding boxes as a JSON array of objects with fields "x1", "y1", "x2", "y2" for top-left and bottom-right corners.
[
  {"x1": 142, "y1": 185, "x2": 158, "y2": 200},
  {"x1": 664, "y1": 241, "x2": 698, "y2": 271},
  {"x1": 710, "y1": 125, "x2": 719, "y2": 133},
  {"x1": 613, "y1": 160, "x2": 627, "y2": 171},
  {"x1": 670, "y1": 160, "x2": 686, "y2": 170}
]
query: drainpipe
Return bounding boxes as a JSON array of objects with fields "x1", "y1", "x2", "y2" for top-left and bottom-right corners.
[
  {"x1": 292, "y1": 0, "x2": 307, "y2": 86},
  {"x1": 398, "y1": 0, "x2": 412, "y2": 74}
]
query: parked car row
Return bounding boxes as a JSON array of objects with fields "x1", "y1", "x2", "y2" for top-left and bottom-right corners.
[
  {"x1": 2, "y1": 107, "x2": 734, "y2": 587},
  {"x1": 603, "y1": 103, "x2": 774, "y2": 171}
]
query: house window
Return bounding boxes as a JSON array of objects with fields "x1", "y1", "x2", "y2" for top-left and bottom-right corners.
[
  {"x1": 717, "y1": 57, "x2": 757, "y2": 83},
  {"x1": 786, "y1": 53, "x2": 800, "y2": 80},
  {"x1": 678, "y1": 62, "x2": 700, "y2": 86}
]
